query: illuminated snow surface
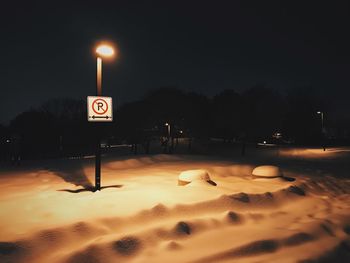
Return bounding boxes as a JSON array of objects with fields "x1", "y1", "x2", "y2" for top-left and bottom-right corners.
[
  {"x1": 0, "y1": 147, "x2": 350, "y2": 263},
  {"x1": 178, "y1": 169, "x2": 217, "y2": 186},
  {"x1": 252, "y1": 165, "x2": 283, "y2": 178}
]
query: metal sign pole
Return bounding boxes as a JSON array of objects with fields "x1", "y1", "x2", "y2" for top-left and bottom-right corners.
[
  {"x1": 95, "y1": 57, "x2": 102, "y2": 191},
  {"x1": 95, "y1": 136, "x2": 101, "y2": 190}
]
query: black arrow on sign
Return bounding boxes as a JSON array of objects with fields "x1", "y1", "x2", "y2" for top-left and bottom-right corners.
[{"x1": 91, "y1": 116, "x2": 110, "y2": 119}]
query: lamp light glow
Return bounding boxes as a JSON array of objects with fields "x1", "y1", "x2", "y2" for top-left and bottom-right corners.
[{"x1": 96, "y1": 45, "x2": 114, "y2": 57}]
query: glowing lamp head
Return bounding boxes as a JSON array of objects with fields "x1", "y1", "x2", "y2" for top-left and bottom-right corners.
[{"x1": 96, "y1": 45, "x2": 114, "y2": 57}]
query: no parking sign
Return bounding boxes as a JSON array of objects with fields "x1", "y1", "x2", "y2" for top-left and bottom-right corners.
[{"x1": 87, "y1": 96, "x2": 113, "y2": 122}]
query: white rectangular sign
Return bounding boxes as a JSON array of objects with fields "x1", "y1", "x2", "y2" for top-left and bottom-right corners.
[{"x1": 87, "y1": 96, "x2": 113, "y2": 122}]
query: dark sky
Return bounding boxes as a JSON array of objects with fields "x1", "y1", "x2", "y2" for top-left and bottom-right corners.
[{"x1": 1, "y1": 0, "x2": 350, "y2": 124}]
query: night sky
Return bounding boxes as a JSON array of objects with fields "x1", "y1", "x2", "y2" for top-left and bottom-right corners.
[{"x1": 1, "y1": 0, "x2": 350, "y2": 124}]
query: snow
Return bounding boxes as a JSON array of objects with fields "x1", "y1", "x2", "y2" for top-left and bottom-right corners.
[
  {"x1": 178, "y1": 169, "x2": 217, "y2": 186},
  {"x1": 252, "y1": 165, "x2": 283, "y2": 178},
  {"x1": 0, "y1": 147, "x2": 349, "y2": 263}
]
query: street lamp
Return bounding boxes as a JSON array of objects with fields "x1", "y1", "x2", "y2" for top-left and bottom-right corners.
[
  {"x1": 317, "y1": 111, "x2": 325, "y2": 151},
  {"x1": 317, "y1": 111, "x2": 324, "y2": 131},
  {"x1": 164, "y1": 122, "x2": 173, "y2": 153},
  {"x1": 165, "y1": 122, "x2": 171, "y2": 138},
  {"x1": 94, "y1": 43, "x2": 115, "y2": 191},
  {"x1": 96, "y1": 44, "x2": 114, "y2": 96}
]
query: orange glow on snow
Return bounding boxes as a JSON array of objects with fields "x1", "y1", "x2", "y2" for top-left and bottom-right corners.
[
  {"x1": 0, "y1": 152, "x2": 349, "y2": 263},
  {"x1": 278, "y1": 147, "x2": 349, "y2": 159}
]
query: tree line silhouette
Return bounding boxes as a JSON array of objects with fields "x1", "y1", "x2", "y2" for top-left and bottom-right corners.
[{"x1": 1, "y1": 84, "x2": 347, "y2": 162}]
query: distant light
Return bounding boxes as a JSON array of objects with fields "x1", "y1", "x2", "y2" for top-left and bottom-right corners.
[
  {"x1": 180, "y1": 130, "x2": 183, "y2": 134},
  {"x1": 317, "y1": 111, "x2": 321, "y2": 114},
  {"x1": 96, "y1": 44, "x2": 114, "y2": 57},
  {"x1": 165, "y1": 122, "x2": 169, "y2": 126},
  {"x1": 273, "y1": 132, "x2": 282, "y2": 139},
  {"x1": 6, "y1": 139, "x2": 10, "y2": 143},
  {"x1": 263, "y1": 141, "x2": 267, "y2": 144}
]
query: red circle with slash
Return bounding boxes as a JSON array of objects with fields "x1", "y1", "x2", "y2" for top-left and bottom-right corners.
[{"x1": 92, "y1": 98, "x2": 108, "y2": 115}]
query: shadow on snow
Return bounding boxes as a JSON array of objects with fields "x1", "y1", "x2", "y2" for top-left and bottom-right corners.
[{"x1": 57, "y1": 184, "x2": 123, "y2": 193}]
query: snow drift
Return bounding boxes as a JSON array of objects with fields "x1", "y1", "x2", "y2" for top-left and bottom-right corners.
[{"x1": 0, "y1": 151, "x2": 349, "y2": 263}]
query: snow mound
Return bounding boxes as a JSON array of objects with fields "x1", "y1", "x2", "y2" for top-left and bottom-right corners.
[
  {"x1": 252, "y1": 165, "x2": 283, "y2": 178},
  {"x1": 178, "y1": 169, "x2": 217, "y2": 186}
]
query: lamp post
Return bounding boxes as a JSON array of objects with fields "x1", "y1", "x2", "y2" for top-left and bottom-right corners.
[
  {"x1": 94, "y1": 43, "x2": 114, "y2": 191},
  {"x1": 165, "y1": 122, "x2": 172, "y2": 153},
  {"x1": 317, "y1": 111, "x2": 325, "y2": 151},
  {"x1": 165, "y1": 122, "x2": 171, "y2": 138},
  {"x1": 317, "y1": 111, "x2": 324, "y2": 131}
]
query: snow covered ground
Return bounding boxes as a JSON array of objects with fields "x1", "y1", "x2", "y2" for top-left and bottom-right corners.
[{"x1": 0, "y1": 146, "x2": 349, "y2": 262}]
